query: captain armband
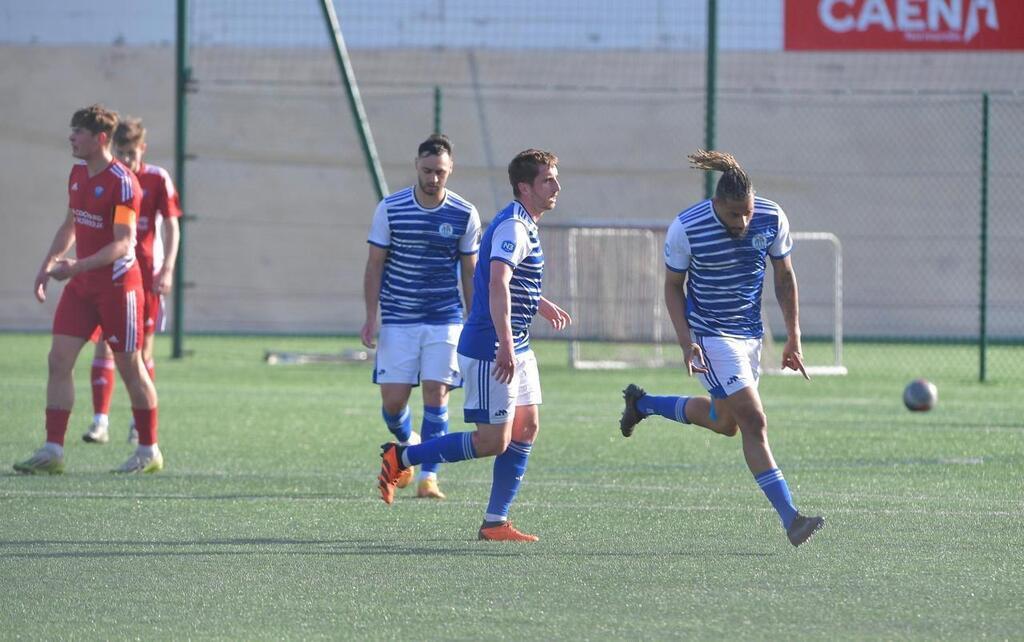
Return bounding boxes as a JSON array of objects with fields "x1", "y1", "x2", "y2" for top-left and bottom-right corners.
[{"x1": 113, "y1": 205, "x2": 137, "y2": 227}]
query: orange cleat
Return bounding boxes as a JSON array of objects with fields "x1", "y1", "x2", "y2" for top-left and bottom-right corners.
[
  {"x1": 377, "y1": 443, "x2": 404, "y2": 505},
  {"x1": 416, "y1": 477, "x2": 446, "y2": 499},
  {"x1": 478, "y1": 521, "x2": 539, "y2": 542}
]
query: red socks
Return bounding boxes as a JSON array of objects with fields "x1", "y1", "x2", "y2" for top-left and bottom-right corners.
[
  {"x1": 91, "y1": 358, "x2": 115, "y2": 415},
  {"x1": 45, "y1": 408, "x2": 71, "y2": 446},
  {"x1": 132, "y1": 407, "x2": 159, "y2": 446}
]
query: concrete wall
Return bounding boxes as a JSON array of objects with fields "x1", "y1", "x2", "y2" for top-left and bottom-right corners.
[{"x1": 2, "y1": 44, "x2": 1022, "y2": 339}]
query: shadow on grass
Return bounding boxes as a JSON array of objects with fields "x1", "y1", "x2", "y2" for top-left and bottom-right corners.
[{"x1": 0, "y1": 537, "x2": 777, "y2": 559}]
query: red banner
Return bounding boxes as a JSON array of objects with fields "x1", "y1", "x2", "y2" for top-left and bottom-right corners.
[{"x1": 785, "y1": 0, "x2": 1024, "y2": 50}]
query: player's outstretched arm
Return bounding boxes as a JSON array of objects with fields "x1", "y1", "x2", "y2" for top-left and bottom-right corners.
[
  {"x1": 538, "y1": 296, "x2": 571, "y2": 331},
  {"x1": 35, "y1": 210, "x2": 77, "y2": 302},
  {"x1": 771, "y1": 255, "x2": 809, "y2": 380}
]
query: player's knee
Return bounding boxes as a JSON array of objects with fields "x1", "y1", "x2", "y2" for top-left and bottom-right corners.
[
  {"x1": 737, "y1": 416, "x2": 768, "y2": 440},
  {"x1": 716, "y1": 421, "x2": 739, "y2": 437},
  {"x1": 47, "y1": 347, "x2": 76, "y2": 374},
  {"x1": 515, "y1": 421, "x2": 539, "y2": 443}
]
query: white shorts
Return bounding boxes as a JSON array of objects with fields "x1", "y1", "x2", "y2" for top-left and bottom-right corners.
[
  {"x1": 459, "y1": 349, "x2": 542, "y2": 425},
  {"x1": 693, "y1": 334, "x2": 761, "y2": 400},
  {"x1": 373, "y1": 323, "x2": 463, "y2": 387}
]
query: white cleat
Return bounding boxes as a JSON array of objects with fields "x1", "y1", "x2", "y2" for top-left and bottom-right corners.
[
  {"x1": 113, "y1": 447, "x2": 164, "y2": 474},
  {"x1": 13, "y1": 447, "x2": 65, "y2": 475},
  {"x1": 83, "y1": 421, "x2": 110, "y2": 444}
]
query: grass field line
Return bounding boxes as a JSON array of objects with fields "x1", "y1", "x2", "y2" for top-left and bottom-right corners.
[{"x1": 1, "y1": 488, "x2": 1018, "y2": 517}]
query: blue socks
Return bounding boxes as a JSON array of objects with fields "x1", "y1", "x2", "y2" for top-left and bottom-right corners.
[
  {"x1": 636, "y1": 394, "x2": 691, "y2": 424},
  {"x1": 755, "y1": 468, "x2": 798, "y2": 529},
  {"x1": 419, "y1": 404, "x2": 449, "y2": 476},
  {"x1": 382, "y1": 406, "x2": 413, "y2": 443},
  {"x1": 402, "y1": 432, "x2": 476, "y2": 467},
  {"x1": 485, "y1": 440, "x2": 532, "y2": 523}
]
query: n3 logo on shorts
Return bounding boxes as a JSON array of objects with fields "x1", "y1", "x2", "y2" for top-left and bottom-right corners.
[
  {"x1": 501, "y1": 240, "x2": 516, "y2": 253},
  {"x1": 726, "y1": 375, "x2": 740, "y2": 385},
  {"x1": 495, "y1": 409, "x2": 508, "y2": 417}
]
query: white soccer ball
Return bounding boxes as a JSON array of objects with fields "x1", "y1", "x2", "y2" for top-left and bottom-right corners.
[{"x1": 903, "y1": 379, "x2": 938, "y2": 412}]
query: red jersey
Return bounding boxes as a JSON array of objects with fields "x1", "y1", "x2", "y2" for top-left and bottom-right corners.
[
  {"x1": 67, "y1": 160, "x2": 143, "y2": 290},
  {"x1": 135, "y1": 163, "x2": 182, "y2": 288}
]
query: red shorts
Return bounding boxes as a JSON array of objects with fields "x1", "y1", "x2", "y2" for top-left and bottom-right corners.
[
  {"x1": 89, "y1": 290, "x2": 164, "y2": 342},
  {"x1": 143, "y1": 290, "x2": 164, "y2": 336},
  {"x1": 55, "y1": 278, "x2": 144, "y2": 353}
]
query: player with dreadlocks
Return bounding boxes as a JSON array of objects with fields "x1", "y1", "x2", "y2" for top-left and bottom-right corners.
[{"x1": 618, "y1": 149, "x2": 825, "y2": 547}]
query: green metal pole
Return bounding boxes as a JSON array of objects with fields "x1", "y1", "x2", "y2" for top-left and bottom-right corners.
[
  {"x1": 319, "y1": 0, "x2": 389, "y2": 201},
  {"x1": 979, "y1": 92, "x2": 990, "y2": 382},
  {"x1": 434, "y1": 85, "x2": 442, "y2": 135},
  {"x1": 172, "y1": 0, "x2": 189, "y2": 359},
  {"x1": 703, "y1": 0, "x2": 718, "y2": 200}
]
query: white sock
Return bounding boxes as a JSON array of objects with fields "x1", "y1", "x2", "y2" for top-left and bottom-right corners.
[
  {"x1": 137, "y1": 444, "x2": 159, "y2": 457},
  {"x1": 44, "y1": 442, "x2": 64, "y2": 457},
  {"x1": 94, "y1": 414, "x2": 109, "y2": 426}
]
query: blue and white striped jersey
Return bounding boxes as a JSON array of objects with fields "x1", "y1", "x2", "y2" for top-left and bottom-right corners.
[
  {"x1": 368, "y1": 186, "x2": 481, "y2": 325},
  {"x1": 458, "y1": 201, "x2": 544, "y2": 360},
  {"x1": 664, "y1": 196, "x2": 792, "y2": 339}
]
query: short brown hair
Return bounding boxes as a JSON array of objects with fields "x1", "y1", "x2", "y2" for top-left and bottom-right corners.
[
  {"x1": 70, "y1": 104, "x2": 118, "y2": 137},
  {"x1": 418, "y1": 133, "x2": 452, "y2": 158},
  {"x1": 114, "y1": 116, "x2": 146, "y2": 148},
  {"x1": 508, "y1": 149, "x2": 558, "y2": 198}
]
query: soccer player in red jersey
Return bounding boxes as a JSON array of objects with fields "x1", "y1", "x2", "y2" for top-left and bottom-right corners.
[
  {"x1": 14, "y1": 104, "x2": 163, "y2": 474},
  {"x1": 82, "y1": 117, "x2": 181, "y2": 446}
]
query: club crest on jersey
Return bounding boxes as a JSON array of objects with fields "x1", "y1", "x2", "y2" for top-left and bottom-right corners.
[
  {"x1": 501, "y1": 240, "x2": 516, "y2": 253},
  {"x1": 438, "y1": 222, "x2": 454, "y2": 238},
  {"x1": 71, "y1": 182, "x2": 79, "y2": 191},
  {"x1": 94, "y1": 186, "x2": 104, "y2": 198},
  {"x1": 751, "y1": 233, "x2": 769, "y2": 251}
]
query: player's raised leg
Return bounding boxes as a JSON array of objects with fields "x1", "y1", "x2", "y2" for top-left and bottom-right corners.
[
  {"x1": 620, "y1": 383, "x2": 738, "y2": 438},
  {"x1": 14, "y1": 334, "x2": 88, "y2": 474}
]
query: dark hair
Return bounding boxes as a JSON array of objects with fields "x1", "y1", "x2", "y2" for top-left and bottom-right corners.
[
  {"x1": 70, "y1": 104, "x2": 119, "y2": 138},
  {"x1": 418, "y1": 133, "x2": 453, "y2": 158},
  {"x1": 508, "y1": 149, "x2": 558, "y2": 197},
  {"x1": 687, "y1": 149, "x2": 753, "y2": 202},
  {"x1": 113, "y1": 116, "x2": 146, "y2": 148}
]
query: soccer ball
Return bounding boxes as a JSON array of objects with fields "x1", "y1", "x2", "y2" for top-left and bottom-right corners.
[{"x1": 903, "y1": 379, "x2": 938, "y2": 412}]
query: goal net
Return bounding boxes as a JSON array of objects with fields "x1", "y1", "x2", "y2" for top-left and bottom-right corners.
[{"x1": 536, "y1": 223, "x2": 845, "y2": 374}]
